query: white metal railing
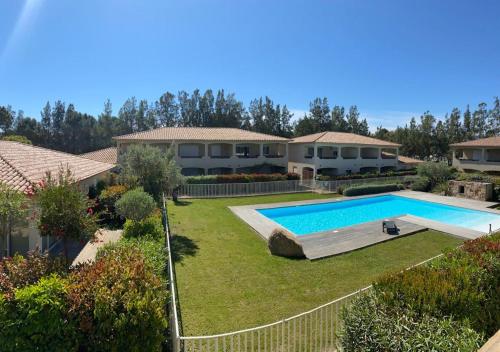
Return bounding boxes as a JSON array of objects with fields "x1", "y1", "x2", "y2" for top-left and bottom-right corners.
[
  {"x1": 175, "y1": 251, "x2": 447, "y2": 352},
  {"x1": 179, "y1": 175, "x2": 418, "y2": 198}
]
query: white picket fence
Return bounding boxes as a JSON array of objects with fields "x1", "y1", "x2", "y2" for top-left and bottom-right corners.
[{"x1": 178, "y1": 175, "x2": 418, "y2": 198}]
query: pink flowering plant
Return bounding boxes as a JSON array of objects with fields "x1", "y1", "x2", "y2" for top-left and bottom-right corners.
[{"x1": 36, "y1": 167, "x2": 97, "y2": 258}]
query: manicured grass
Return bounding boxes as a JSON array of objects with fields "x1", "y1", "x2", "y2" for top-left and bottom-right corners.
[{"x1": 168, "y1": 193, "x2": 463, "y2": 335}]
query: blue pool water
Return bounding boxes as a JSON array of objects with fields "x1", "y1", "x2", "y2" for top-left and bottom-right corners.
[{"x1": 258, "y1": 195, "x2": 500, "y2": 235}]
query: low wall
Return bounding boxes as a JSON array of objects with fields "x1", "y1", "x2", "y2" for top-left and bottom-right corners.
[{"x1": 448, "y1": 180, "x2": 494, "y2": 201}]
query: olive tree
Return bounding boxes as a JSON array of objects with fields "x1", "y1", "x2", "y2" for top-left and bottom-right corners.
[{"x1": 120, "y1": 144, "x2": 184, "y2": 200}]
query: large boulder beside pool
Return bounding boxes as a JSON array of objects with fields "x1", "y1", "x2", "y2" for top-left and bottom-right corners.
[{"x1": 268, "y1": 229, "x2": 305, "y2": 258}]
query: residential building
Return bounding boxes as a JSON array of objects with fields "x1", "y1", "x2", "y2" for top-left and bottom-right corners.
[
  {"x1": 0, "y1": 141, "x2": 115, "y2": 257},
  {"x1": 450, "y1": 136, "x2": 500, "y2": 173},
  {"x1": 398, "y1": 155, "x2": 424, "y2": 170},
  {"x1": 80, "y1": 146, "x2": 118, "y2": 164},
  {"x1": 112, "y1": 127, "x2": 289, "y2": 176},
  {"x1": 288, "y1": 132, "x2": 401, "y2": 179}
]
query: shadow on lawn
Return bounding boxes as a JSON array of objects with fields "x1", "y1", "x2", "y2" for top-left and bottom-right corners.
[
  {"x1": 170, "y1": 234, "x2": 199, "y2": 263},
  {"x1": 173, "y1": 200, "x2": 192, "y2": 206}
]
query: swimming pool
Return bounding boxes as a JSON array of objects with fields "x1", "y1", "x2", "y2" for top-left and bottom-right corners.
[{"x1": 257, "y1": 195, "x2": 500, "y2": 235}]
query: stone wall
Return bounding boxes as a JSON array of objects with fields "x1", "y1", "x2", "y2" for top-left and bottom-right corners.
[{"x1": 448, "y1": 180, "x2": 494, "y2": 201}]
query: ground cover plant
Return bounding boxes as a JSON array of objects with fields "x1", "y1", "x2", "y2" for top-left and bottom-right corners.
[
  {"x1": 168, "y1": 193, "x2": 462, "y2": 335},
  {"x1": 340, "y1": 233, "x2": 500, "y2": 351}
]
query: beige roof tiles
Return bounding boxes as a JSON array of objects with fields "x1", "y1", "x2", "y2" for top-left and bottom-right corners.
[
  {"x1": 291, "y1": 131, "x2": 400, "y2": 147},
  {"x1": 112, "y1": 127, "x2": 289, "y2": 142},
  {"x1": 0, "y1": 141, "x2": 115, "y2": 193},
  {"x1": 80, "y1": 147, "x2": 118, "y2": 164},
  {"x1": 450, "y1": 136, "x2": 500, "y2": 148},
  {"x1": 398, "y1": 155, "x2": 424, "y2": 164}
]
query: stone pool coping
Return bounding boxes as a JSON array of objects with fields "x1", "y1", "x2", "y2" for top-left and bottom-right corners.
[{"x1": 228, "y1": 191, "x2": 499, "y2": 259}]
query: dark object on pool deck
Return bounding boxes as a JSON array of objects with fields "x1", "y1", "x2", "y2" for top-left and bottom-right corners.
[
  {"x1": 382, "y1": 221, "x2": 399, "y2": 235},
  {"x1": 268, "y1": 229, "x2": 305, "y2": 258}
]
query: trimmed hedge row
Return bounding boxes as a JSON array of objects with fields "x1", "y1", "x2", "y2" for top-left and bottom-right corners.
[
  {"x1": 316, "y1": 169, "x2": 417, "y2": 181},
  {"x1": 186, "y1": 172, "x2": 300, "y2": 184},
  {"x1": 343, "y1": 183, "x2": 403, "y2": 196}
]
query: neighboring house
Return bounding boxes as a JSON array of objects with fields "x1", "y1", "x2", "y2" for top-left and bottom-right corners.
[
  {"x1": 80, "y1": 146, "x2": 118, "y2": 164},
  {"x1": 288, "y1": 132, "x2": 401, "y2": 179},
  {"x1": 112, "y1": 127, "x2": 289, "y2": 176},
  {"x1": 450, "y1": 136, "x2": 500, "y2": 173},
  {"x1": 398, "y1": 155, "x2": 424, "y2": 170},
  {"x1": 0, "y1": 141, "x2": 115, "y2": 258}
]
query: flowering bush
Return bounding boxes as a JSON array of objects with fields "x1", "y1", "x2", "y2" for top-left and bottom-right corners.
[{"x1": 36, "y1": 168, "x2": 97, "y2": 257}]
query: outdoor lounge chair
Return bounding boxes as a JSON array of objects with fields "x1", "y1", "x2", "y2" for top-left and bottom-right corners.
[{"x1": 382, "y1": 220, "x2": 399, "y2": 235}]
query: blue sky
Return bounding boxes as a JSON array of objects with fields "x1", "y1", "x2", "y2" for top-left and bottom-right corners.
[{"x1": 0, "y1": 0, "x2": 499, "y2": 129}]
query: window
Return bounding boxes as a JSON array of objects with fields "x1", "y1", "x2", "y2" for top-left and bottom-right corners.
[
  {"x1": 458, "y1": 185, "x2": 465, "y2": 194},
  {"x1": 292, "y1": 166, "x2": 298, "y2": 173},
  {"x1": 305, "y1": 147, "x2": 314, "y2": 158},
  {"x1": 263, "y1": 146, "x2": 270, "y2": 155}
]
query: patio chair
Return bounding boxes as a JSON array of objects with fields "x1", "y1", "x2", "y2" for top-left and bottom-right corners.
[{"x1": 382, "y1": 220, "x2": 399, "y2": 235}]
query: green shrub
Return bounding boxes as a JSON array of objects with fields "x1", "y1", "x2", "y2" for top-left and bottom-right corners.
[
  {"x1": 0, "y1": 251, "x2": 67, "y2": 299},
  {"x1": 411, "y1": 176, "x2": 430, "y2": 191},
  {"x1": 123, "y1": 215, "x2": 163, "y2": 240},
  {"x1": 343, "y1": 184, "x2": 403, "y2": 196},
  {"x1": 97, "y1": 235, "x2": 167, "y2": 280},
  {"x1": 68, "y1": 245, "x2": 167, "y2": 351},
  {"x1": 115, "y1": 188, "x2": 156, "y2": 222},
  {"x1": 0, "y1": 275, "x2": 79, "y2": 352},
  {"x1": 1, "y1": 135, "x2": 32, "y2": 144},
  {"x1": 316, "y1": 169, "x2": 417, "y2": 181},
  {"x1": 431, "y1": 181, "x2": 450, "y2": 195},
  {"x1": 185, "y1": 173, "x2": 300, "y2": 184},
  {"x1": 340, "y1": 292, "x2": 484, "y2": 352},
  {"x1": 417, "y1": 162, "x2": 453, "y2": 188}
]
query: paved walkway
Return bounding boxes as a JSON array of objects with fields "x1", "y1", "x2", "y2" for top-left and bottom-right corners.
[
  {"x1": 300, "y1": 217, "x2": 426, "y2": 259},
  {"x1": 72, "y1": 229, "x2": 122, "y2": 266}
]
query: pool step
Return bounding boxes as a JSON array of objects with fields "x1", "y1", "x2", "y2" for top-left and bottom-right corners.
[{"x1": 398, "y1": 215, "x2": 486, "y2": 240}]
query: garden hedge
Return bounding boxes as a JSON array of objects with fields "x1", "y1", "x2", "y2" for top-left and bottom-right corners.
[
  {"x1": 316, "y1": 169, "x2": 417, "y2": 181},
  {"x1": 343, "y1": 183, "x2": 403, "y2": 196},
  {"x1": 340, "y1": 234, "x2": 500, "y2": 351},
  {"x1": 185, "y1": 172, "x2": 300, "y2": 184}
]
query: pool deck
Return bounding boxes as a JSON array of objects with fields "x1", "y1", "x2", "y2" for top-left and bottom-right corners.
[{"x1": 229, "y1": 191, "x2": 499, "y2": 259}]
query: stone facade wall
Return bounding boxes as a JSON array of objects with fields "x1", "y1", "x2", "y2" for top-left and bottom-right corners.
[{"x1": 448, "y1": 180, "x2": 494, "y2": 201}]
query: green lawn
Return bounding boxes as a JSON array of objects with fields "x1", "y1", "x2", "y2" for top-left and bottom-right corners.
[{"x1": 168, "y1": 193, "x2": 463, "y2": 335}]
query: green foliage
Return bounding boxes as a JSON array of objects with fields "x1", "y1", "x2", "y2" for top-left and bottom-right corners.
[
  {"x1": 316, "y1": 169, "x2": 417, "y2": 181},
  {"x1": 68, "y1": 245, "x2": 167, "y2": 351},
  {"x1": 0, "y1": 275, "x2": 79, "y2": 352},
  {"x1": 343, "y1": 183, "x2": 403, "y2": 196},
  {"x1": 456, "y1": 172, "x2": 494, "y2": 183},
  {"x1": 97, "y1": 234, "x2": 167, "y2": 280},
  {"x1": 431, "y1": 181, "x2": 450, "y2": 195},
  {"x1": 36, "y1": 168, "x2": 97, "y2": 256},
  {"x1": 340, "y1": 292, "x2": 484, "y2": 352},
  {"x1": 1, "y1": 134, "x2": 32, "y2": 144},
  {"x1": 121, "y1": 144, "x2": 184, "y2": 199},
  {"x1": 123, "y1": 215, "x2": 163, "y2": 240},
  {"x1": 0, "y1": 184, "x2": 29, "y2": 250},
  {"x1": 115, "y1": 188, "x2": 156, "y2": 222},
  {"x1": 416, "y1": 162, "x2": 453, "y2": 188},
  {"x1": 185, "y1": 172, "x2": 300, "y2": 184},
  {"x1": 411, "y1": 176, "x2": 430, "y2": 192},
  {"x1": 0, "y1": 250, "x2": 67, "y2": 299}
]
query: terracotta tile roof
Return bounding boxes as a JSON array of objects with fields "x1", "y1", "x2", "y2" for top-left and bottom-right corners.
[
  {"x1": 450, "y1": 136, "x2": 500, "y2": 148},
  {"x1": 398, "y1": 155, "x2": 424, "y2": 164},
  {"x1": 112, "y1": 127, "x2": 289, "y2": 142},
  {"x1": 291, "y1": 131, "x2": 400, "y2": 147},
  {"x1": 80, "y1": 147, "x2": 117, "y2": 164},
  {"x1": 0, "y1": 141, "x2": 115, "y2": 193}
]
